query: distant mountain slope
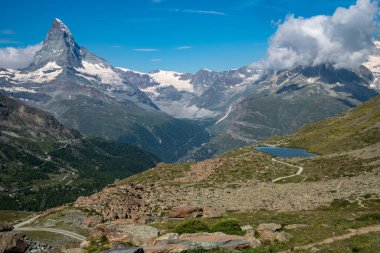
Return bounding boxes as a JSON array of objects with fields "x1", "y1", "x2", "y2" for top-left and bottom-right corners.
[
  {"x1": 0, "y1": 93, "x2": 159, "y2": 211},
  {"x1": 74, "y1": 93, "x2": 380, "y2": 222},
  {"x1": 0, "y1": 19, "x2": 209, "y2": 162},
  {"x1": 116, "y1": 66, "x2": 262, "y2": 119},
  {"x1": 270, "y1": 94, "x2": 380, "y2": 155},
  {"x1": 190, "y1": 63, "x2": 378, "y2": 158}
]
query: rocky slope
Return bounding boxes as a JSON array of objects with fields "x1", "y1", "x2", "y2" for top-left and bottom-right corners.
[
  {"x1": 0, "y1": 19, "x2": 209, "y2": 162},
  {"x1": 0, "y1": 93, "x2": 159, "y2": 211},
  {"x1": 74, "y1": 94, "x2": 380, "y2": 222}
]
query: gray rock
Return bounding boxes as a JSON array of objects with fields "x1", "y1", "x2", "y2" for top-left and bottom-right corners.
[
  {"x1": 103, "y1": 245, "x2": 144, "y2": 253},
  {"x1": 284, "y1": 224, "x2": 310, "y2": 230},
  {"x1": 0, "y1": 231, "x2": 29, "y2": 253},
  {"x1": 0, "y1": 221, "x2": 13, "y2": 232},
  {"x1": 275, "y1": 231, "x2": 293, "y2": 243},
  {"x1": 241, "y1": 225, "x2": 254, "y2": 231},
  {"x1": 257, "y1": 223, "x2": 282, "y2": 232}
]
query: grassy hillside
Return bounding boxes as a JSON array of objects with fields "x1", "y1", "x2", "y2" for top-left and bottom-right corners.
[
  {"x1": 0, "y1": 93, "x2": 159, "y2": 211},
  {"x1": 269, "y1": 95, "x2": 380, "y2": 154}
]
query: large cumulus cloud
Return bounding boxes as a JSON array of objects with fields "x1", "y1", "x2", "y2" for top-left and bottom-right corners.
[
  {"x1": 266, "y1": 0, "x2": 378, "y2": 70},
  {"x1": 0, "y1": 43, "x2": 42, "y2": 69}
]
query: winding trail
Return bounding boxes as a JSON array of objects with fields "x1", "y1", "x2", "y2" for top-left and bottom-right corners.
[
  {"x1": 14, "y1": 215, "x2": 85, "y2": 241},
  {"x1": 279, "y1": 225, "x2": 380, "y2": 253},
  {"x1": 271, "y1": 158, "x2": 304, "y2": 183}
]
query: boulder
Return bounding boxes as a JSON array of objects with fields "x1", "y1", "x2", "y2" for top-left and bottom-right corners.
[
  {"x1": 244, "y1": 235, "x2": 261, "y2": 248},
  {"x1": 79, "y1": 240, "x2": 90, "y2": 249},
  {"x1": 143, "y1": 244, "x2": 189, "y2": 253},
  {"x1": 99, "y1": 223, "x2": 159, "y2": 246},
  {"x1": 258, "y1": 230, "x2": 277, "y2": 243},
  {"x1": 257, "y1": 223, "x2": 282, "y2": 233},
  {"x1": 167, "y1": 207, "x2": 203, "y2": 218},
  {"x1": 284, "y1": 224, "x2": 310, "y2": 230},
  {"x1": 155, "y1": 233, "x2": 180, "y2": 242},
  {"x1": 0, "y1": 221, "x2": 13, "y2": 232},
  {"x1": 103, "y1": 245, "x2": 144, "y2": 253},
  {"x1": 241, "y1": 225, "x2": 254, "y2": 231},
  {"x1": 275, "y1": 231, "x2": 293, "y2": 243},
  {"x1": 0, "y1": 231, "x2": 29, "y2": 253},
  {"x1": 62, "y1": 248, "x2": 87, "y2": 253},
  {"x1": 179, "y1": 232, "x2": 250, "y2": 250},
  {"x1": 202, "y1": 206, "x2": 223, "y2": 218},
  {"x1": 83, "y1": 215, "x2": 104, "y2": 227}
]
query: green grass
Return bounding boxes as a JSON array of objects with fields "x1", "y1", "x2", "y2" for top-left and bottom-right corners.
[
  {"x1": 174, "y1": 220, "x2": 210, "y2": 234},
  {"x1": 153, "y1": 198, "x2": 380, "y2": 252},
  {"x1": 210, "y1": 218, "x2": 244, "y2": 235},
  {"x1": 268, "y1": 95, "x2": 380, "y2": 155},
  {"x1": 293, "y1": 233, "x2": 380, "y2": 253},
  {"x1": 0, "y1": 210, "x2": 33, "y2": 224}
]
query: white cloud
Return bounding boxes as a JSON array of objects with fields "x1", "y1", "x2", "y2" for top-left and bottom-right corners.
[
  {"x1": 150, "y1": 58, "x2": 161, "y2": 62},
  {"x1": 266, "y1": 0, "x2": 378, "y2": 70},
  {"x1": 0, "y1": 43, "x2": 42, "y2": 69},
  {"x1": 175, "y1": 46, "x2": 192, "y2": 50},
  {"x1": 133, "y1": 48, "x2": 159, "y2": 52}
]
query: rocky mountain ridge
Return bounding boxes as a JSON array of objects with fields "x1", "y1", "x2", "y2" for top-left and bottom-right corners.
[{"x1": 0, "y1": 19, "x2": 209, "y2": 162}]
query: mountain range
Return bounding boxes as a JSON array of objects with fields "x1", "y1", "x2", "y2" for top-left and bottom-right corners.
[{"x1": 0, "y1": 18, "x2": 379, "y2": 162}]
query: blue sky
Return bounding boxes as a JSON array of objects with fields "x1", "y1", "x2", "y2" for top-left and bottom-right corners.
[{"x1": 0, "y1": 0, "x2": 368, "y2": 72}]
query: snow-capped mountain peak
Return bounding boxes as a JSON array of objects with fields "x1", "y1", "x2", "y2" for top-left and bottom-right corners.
[
  {"x1": 53, "y1": 18, "x2": 72, "y2": 36},
  {"x1": 363, "y1": 39, "x2": 380, "y2": 90},
  {"x1": 30, "y1": 18, "x2": 82, "y2": 69}
]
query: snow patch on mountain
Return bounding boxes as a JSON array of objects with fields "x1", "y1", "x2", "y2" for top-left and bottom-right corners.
[
  {"x1": 363, "y1": 40, "x2": 380, "y2": 90},
  {"x1": 76, "y1": 61, "x2": 123, "y2": 85},
  {"x1": 0, "y1": 61, "x2": 62, "y2": 84},
  {"x1": 149, "y1": 70, "x2": 194, "y2": 93},
  {"x1": 0, "y1": 86, "x2": 37, "y2": 93},
  {"x1": 116, "y1": 67, "x2": 146, "y2": 75},
  {"x1": 156, "y1": 101, "x2": 219, "y2": 119}
]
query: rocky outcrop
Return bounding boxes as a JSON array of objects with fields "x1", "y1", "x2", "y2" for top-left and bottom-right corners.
[
  {"x1": 257, "y1": 223, "x2": 282, "y2": 233},
  {"x1": 284, "y1": 224, "x2": 311, "y2": 230},
  {"x1": 103, "y1": 246, "x2": 144, "y2": 253},
  {"x1": 167, "y1": 206, "x2": 203, "y2": 218},
  {"x1": 90, "y1": 222, "x2": 159, "y2": 246},
  {"x1": 75, "y1": 183, "x2": 157, "y2": 223},
  {"x1": 83, "y1": 215, "x2": 104, "y2": 228},
  {"x1": 0, "y1": 221, "x2": 13, "y2": 232},
  {"x1": 255, "y1": 223, "x2": 293, "y2": 244},
  {"x1": 0, "y1": 231, "x2": 29, "y2": 253},
  {"x1": 144, "y1": 232, "x2": 250, "y2": 253}
]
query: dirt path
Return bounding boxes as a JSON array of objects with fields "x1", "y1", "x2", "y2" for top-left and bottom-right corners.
[
  {"x1": 14, "y1": 215, "x2": 85, "y2": 241},
  {"x1": 271, "y1": 158, "x2": 304, "y2": 183},
  {"x1": 16, "y1": 227, "x2": 86, "y2": 241},
  {"x1": 14, "y1": 215, "x2": 41, "y2": 229},
  {"x1": 279, "y1": 225, "x2": 380, "y2": 253}
]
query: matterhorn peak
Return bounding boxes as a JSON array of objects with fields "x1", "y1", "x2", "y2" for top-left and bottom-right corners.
[
  {"x1": 51, "y1": 18, "x2": 72, "y2": 36},
  {"x1": 29, "y1": 18, "x2": 82, "y2": 70}
]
